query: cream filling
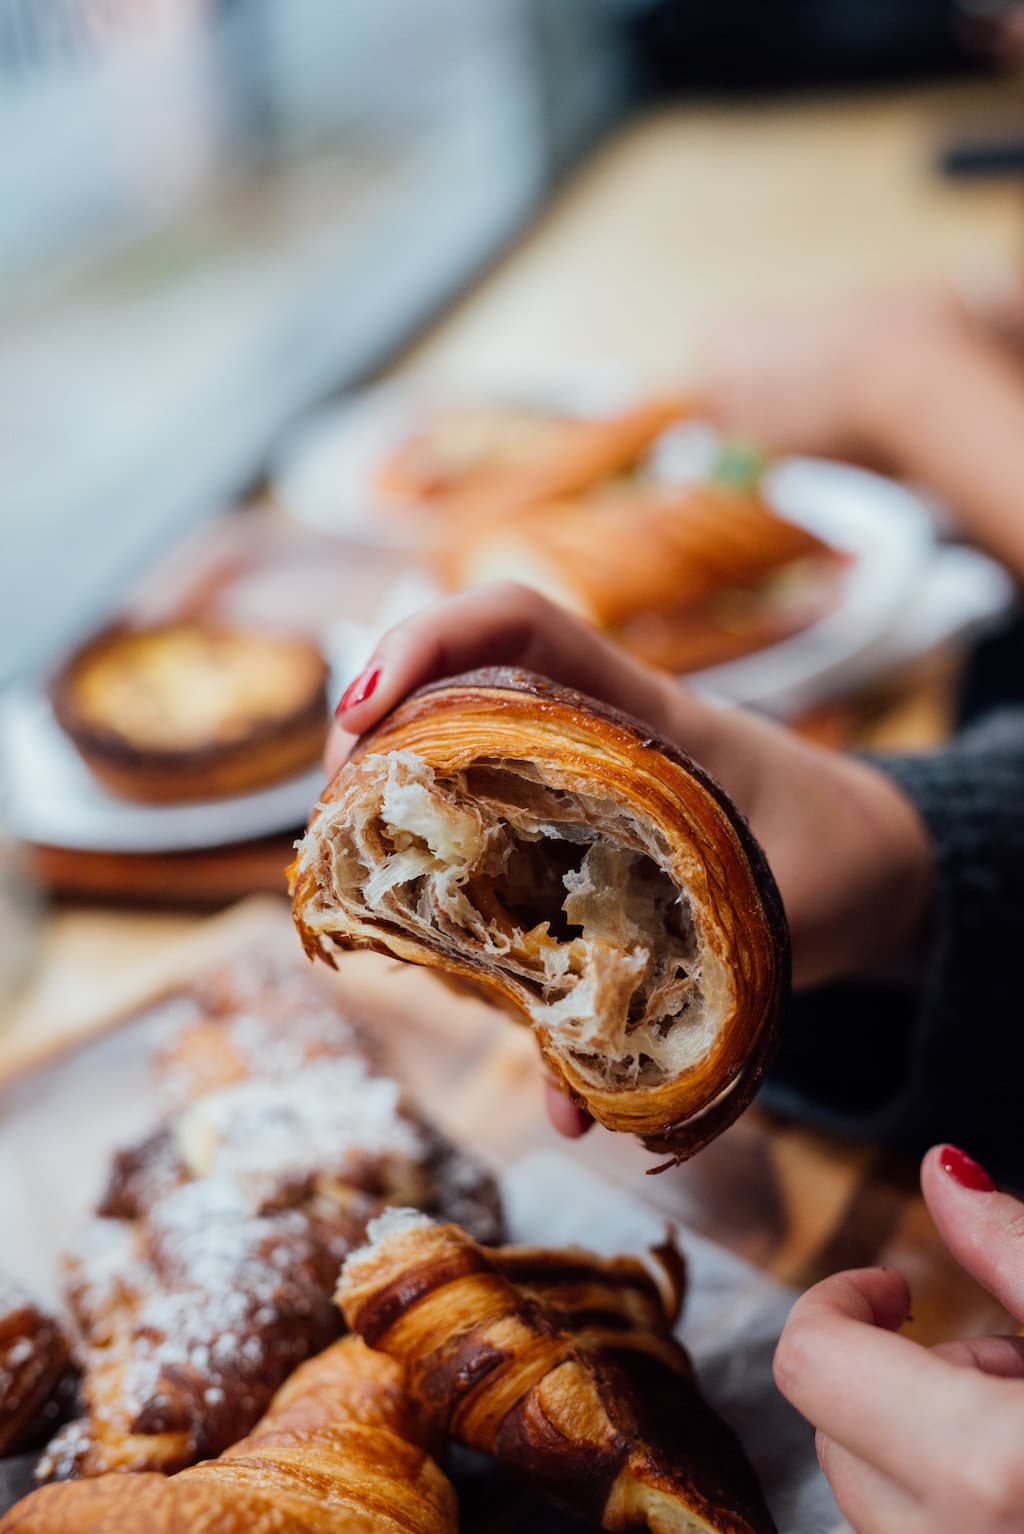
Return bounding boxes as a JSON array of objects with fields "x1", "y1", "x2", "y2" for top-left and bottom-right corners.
[{"x1": 295, "y1": 751, "x2": 727, "y2": 1091}]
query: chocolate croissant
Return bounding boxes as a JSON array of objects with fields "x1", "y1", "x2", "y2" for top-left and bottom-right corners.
[
  {"x1": 493, "y1": 1238, "x2": 687, "y2": 1343},
  {"x1": 1, "y1": 1336, "x2": 457, "y2": 1534},
  {"x1": 0, "y1": 1279, "x2": 72, "y2": 1459},
  {"x1": 37, "y1": 947, "x2": 502, "y2": 1482},
  {"x1": 338, "y1": 1212, "x2": 776, "y2": 1534},
  {"x1": 290, "y1": 669, "x2": 788, "y2": 1162}
]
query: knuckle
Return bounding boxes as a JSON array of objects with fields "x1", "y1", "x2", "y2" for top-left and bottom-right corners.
[
  {"x1": 486, "y1": 579, "x2": 542, "y2": 610},
  {"x1": 813, "y1": 1429, "x2": 833, "y2": 1477},
  {"x1": 996, "y1": 1208, "x2": 1024, "y2": 1248},
  {"x1": 949, "y1": 1444, "x2": 1024, "y2": 1527},
  {"x1": 772, "y1": 1320, "x2": 813, "y2": 1399}
]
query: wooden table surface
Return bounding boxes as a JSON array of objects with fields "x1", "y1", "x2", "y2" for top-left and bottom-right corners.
[{"x1": 4, "y1": 81, "x2": 1023, "y2": 1346}]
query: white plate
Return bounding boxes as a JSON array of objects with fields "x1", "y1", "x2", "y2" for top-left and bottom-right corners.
[{"x1": 0, "y1": 688, "x2": 326, "y2": 855}]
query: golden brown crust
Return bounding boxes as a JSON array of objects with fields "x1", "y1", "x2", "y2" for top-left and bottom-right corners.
[
  {"x1": 291, "y1": 668, "x2": 788, "y2": 1163},
  {"x1": 2, "y1": 1338, "x2": 457, "y2": 1534},
  {"x1": 337, "y1": 1218, "x2": 776, "y2": 1534},
  {"x1": 51, "y1": 623, "x2": 329, "y2": 803},
  {"x1": 492, "y1": 1237, "x2": 687, "y2": 1338},
  {"x1": 0, "y1": 1281, "x2": 72, "y2": 1459}
]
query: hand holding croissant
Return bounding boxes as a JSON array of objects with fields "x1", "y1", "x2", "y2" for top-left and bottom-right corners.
[{"x1": 321, "y1": 584, "x2": 932, "y2": 1142}]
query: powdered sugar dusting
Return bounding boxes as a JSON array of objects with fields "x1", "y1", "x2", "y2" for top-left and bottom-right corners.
[
  {"x1": 341, "y1": 1205, "x2": 435, "y2": 1284},
  {"x1": 175, "y1": 1059, "x2": 424, "y2": 1196},
  {"x1": 43, "y1": 947, "x2": 502, "y2": 1479},
  {"x1": 155, "y1": 953, "x2": 368, "y2": 1113}
]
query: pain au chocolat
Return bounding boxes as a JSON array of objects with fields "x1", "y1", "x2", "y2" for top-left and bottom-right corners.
[
  {"x1": 290, "y1": 669, "x2": 788, "y2": 1163},
  {"x1": 338, "y1": 1212, "x2": 776, "y2": 1534}
]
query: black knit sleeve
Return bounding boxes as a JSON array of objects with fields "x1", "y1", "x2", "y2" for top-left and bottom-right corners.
[{"x1": 761, "y1": 710, "x2": 1024, "y2": 1185}]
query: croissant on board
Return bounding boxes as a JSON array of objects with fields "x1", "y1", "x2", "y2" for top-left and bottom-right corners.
[
  {"x1": 492, "y1": 1238, "x2": 687, "y2": 1343},
  {"x1": 338, "y1": 1210, "x2": 777, "y2": 1534},
  {"x1": 1, "y1": 1336, "x2": 457, "y2": 1534},
  {"x1": 38, "y1": 950, "x2": 502, "y2": 1481},
  {"x1": 0, "y1": 1281, "x2": 73, "y2": 1459},
  {"x1": 377, "y1": 394, "x2": 694, "y2": 517},
  {"x1": 290, "y1": 669, "x2": 788, "y2": 1163}
]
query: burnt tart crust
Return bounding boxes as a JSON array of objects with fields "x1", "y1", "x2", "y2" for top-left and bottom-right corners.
[
  {"x1": 290, "y1": 667, "x2": 789, "y2": 1164},
  {"x1": 52, "y1": 623, "x2": 329, "y2": 803}
]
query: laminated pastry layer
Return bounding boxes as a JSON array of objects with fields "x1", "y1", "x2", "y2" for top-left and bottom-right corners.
[{"x1": 291, "y1": 750, "x2": 732, "y2": 1093}]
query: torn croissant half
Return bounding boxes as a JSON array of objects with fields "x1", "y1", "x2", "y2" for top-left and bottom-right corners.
[{"x1": 290, "y1": 669, "x2": 788, "y2": 1162}]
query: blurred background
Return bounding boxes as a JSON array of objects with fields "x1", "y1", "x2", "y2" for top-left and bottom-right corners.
[{"x1": 2, "y1": 0, "x2": 1024, "y2": 971}]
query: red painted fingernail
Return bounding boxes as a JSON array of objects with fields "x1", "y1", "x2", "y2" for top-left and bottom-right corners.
[
  {"x1": 939, "y1": 1144, "x2": 995, "y2": 1192},
  {"x1": 336, "y1": 666, "x2": 380, "y2": 715}
]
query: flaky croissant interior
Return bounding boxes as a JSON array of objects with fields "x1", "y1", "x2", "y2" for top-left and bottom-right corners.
[{"x1": 293, "y1": 750, "x2": 731, "y2": 1095}]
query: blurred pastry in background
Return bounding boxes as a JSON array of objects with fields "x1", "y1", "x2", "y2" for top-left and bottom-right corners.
[
  {"x1": 0, "y1": 1279, "x2": 74, "y2": 1459},
  {"x1": 51, "y1": 623, "x2": 329, "y2": 803},
  {"x1": 374, "y1": 403, "x2": 576, "y2": 505},
  {"x1": 375, "y1": 393, "x2": 695, "y2": 519},
  {"x1": 437, "y1": 478, "x2": 842, "y2": 674},
  {"x1": 152, "y1": 952, "x2": 379, "y2": 1113}
]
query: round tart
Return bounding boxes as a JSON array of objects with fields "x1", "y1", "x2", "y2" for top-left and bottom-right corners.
[{"x1": 52, "y1": 623, "x2": 329, "y2": 803}]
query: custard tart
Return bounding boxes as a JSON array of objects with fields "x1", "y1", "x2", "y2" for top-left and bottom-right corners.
[{"x1": 52, "y1": 624, "x2": 329, "y2": 803}]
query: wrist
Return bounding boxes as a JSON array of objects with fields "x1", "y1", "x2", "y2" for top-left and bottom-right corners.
[{"x1": 829, "y1": 757, "x2": 934, "y2": 985}]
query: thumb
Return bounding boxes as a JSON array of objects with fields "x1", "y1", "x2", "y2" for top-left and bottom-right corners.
[{"x1": 921, "y1": 1144, "x2": 1024, "y2": 1322}]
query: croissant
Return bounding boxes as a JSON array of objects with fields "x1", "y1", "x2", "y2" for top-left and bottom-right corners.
[
  {"x1": 0, "y1": 1280, "x2": 72, "y2": 1459},
  {"x1": 437, "y1": 480, "x2": 831, "y2": 634},
  {"x1": 38, "y1": 947, "x2": 503, "y2": 1481},
  {"x1": 338, "y1": 1211, "x2": 776, "y2": 1534},
  {"x1": 290, "y1": 668, "x2": 788, "y2": 1162},
  {"x1": 493, "y1": 1238, "x2": 687, "y2": 1343},
  {"x1": 1, "y1": 1336, "x2": 457, "y2": 1533}
]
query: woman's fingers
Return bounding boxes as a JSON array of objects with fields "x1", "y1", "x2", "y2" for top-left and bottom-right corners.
[
  {"x1": 773, "y1": 1266, "x2": 973, "y2": 1494},
  {"x1": 325, "y1": 584, "x2": 691, "y2": 760},
  {"x1": 921, "y1": 1144, "x2": 1024, "y2": 1322},
  {"x1": 932, "y1": 1335, "x2": 1024, "y2": 1380},
  {"x1": 323, "y1": 719, "x2": 359, "y2": 777},
  {"x1": 543, "y1": 1081, "x2": 593, "y2": 1139},
  {"x1": 814, "y1": 1432, "x2": 926, "y2": 1534}
]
